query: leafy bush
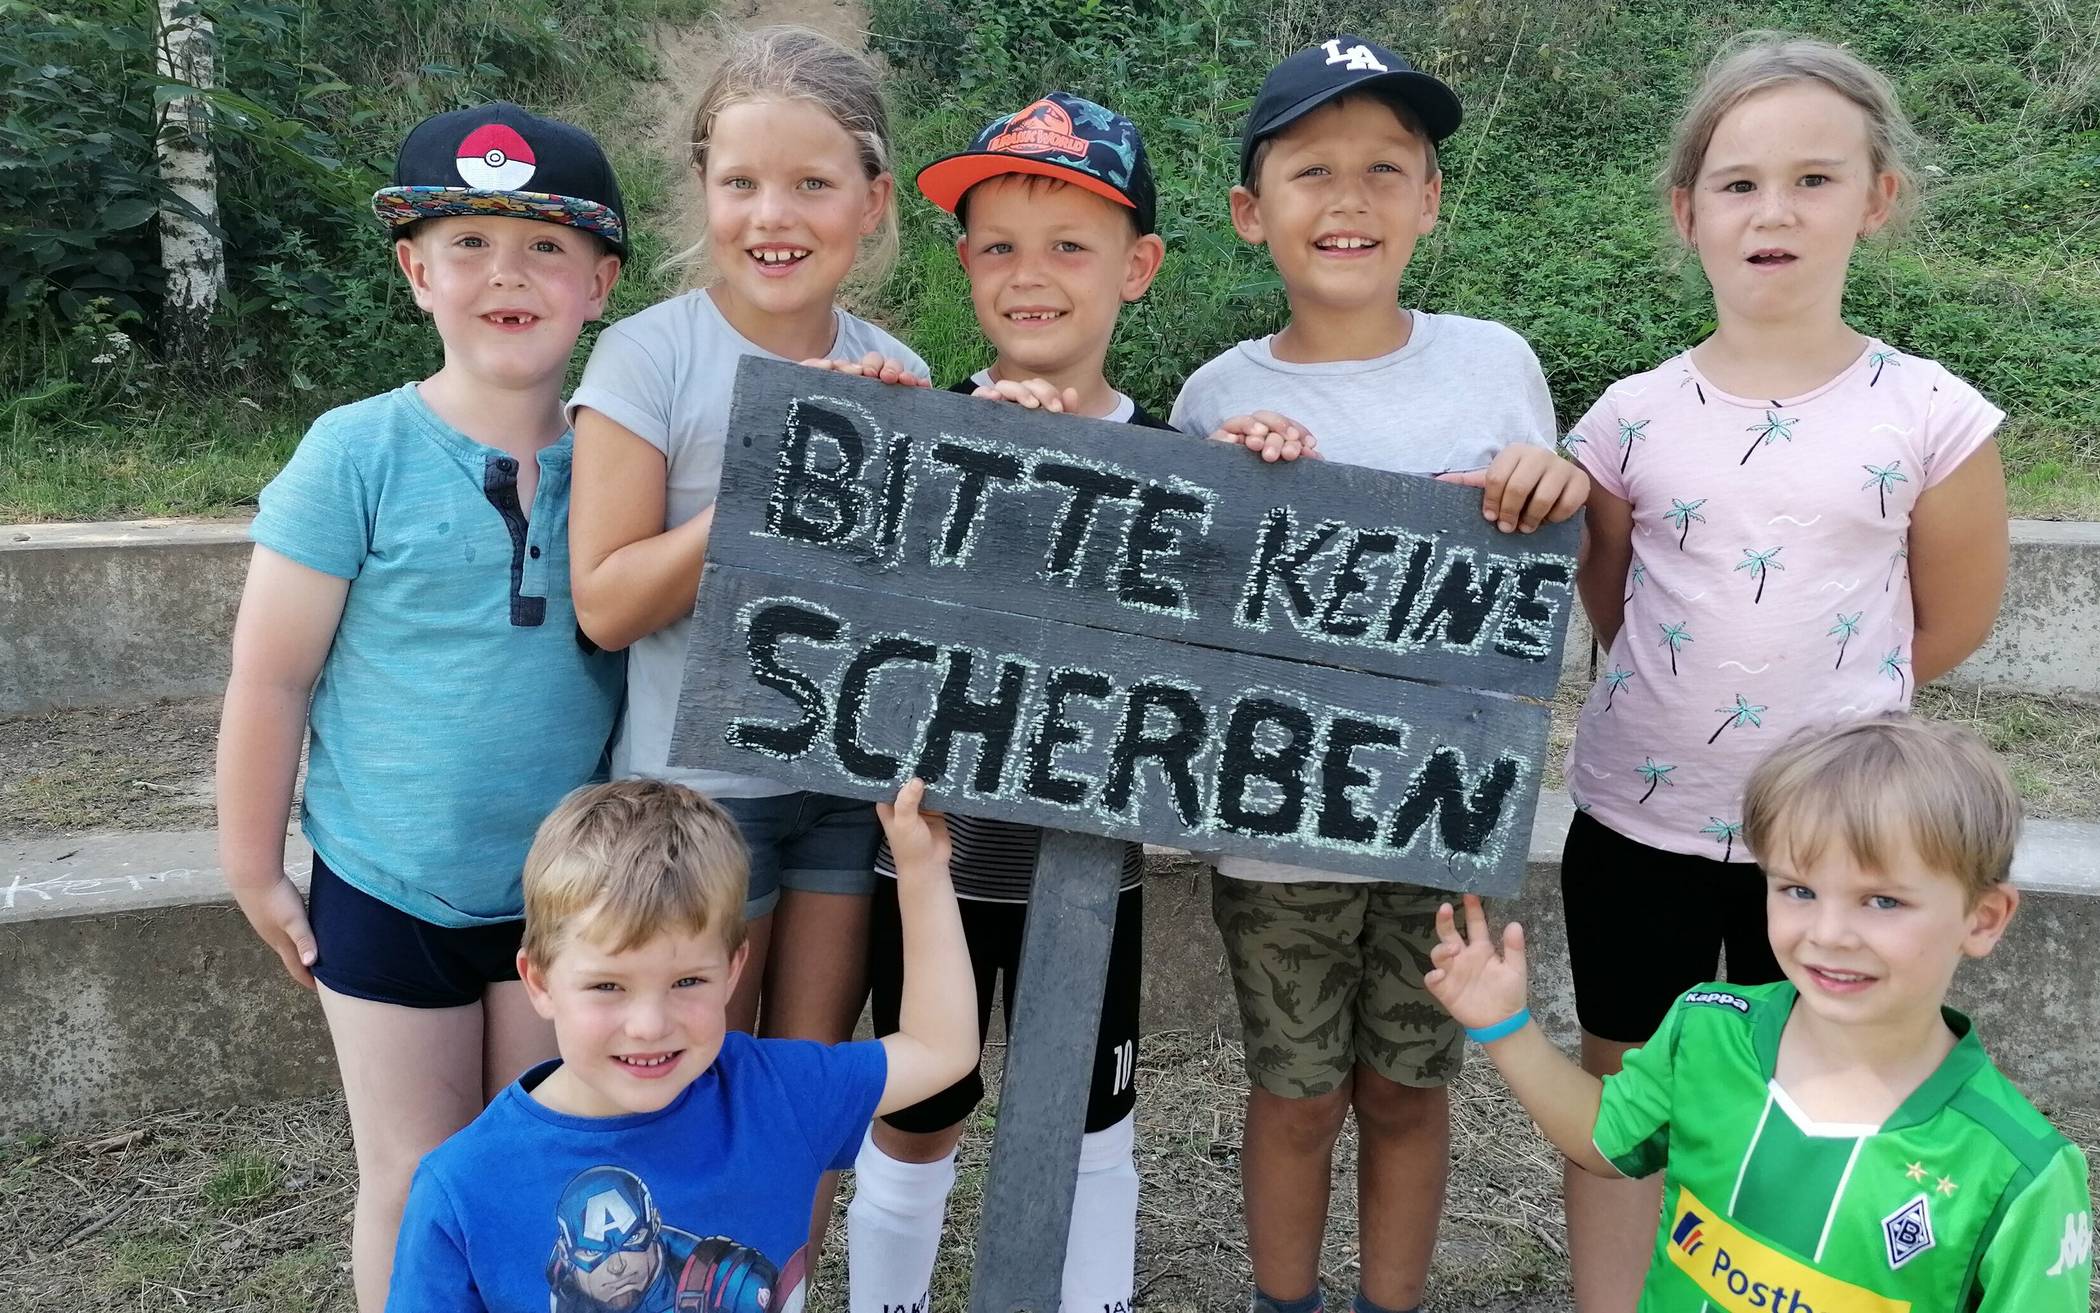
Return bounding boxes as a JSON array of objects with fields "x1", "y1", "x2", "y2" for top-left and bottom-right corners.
[{"x1": 867, "y1": 0, "x2": 2100, "y2": 502}]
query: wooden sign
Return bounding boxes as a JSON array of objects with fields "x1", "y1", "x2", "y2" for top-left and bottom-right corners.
[{"x1": 669, "y1": 357, "x2": 1578, "y2": 897}]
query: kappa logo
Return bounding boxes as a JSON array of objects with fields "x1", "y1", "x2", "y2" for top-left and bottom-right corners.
[
  {"x1": 1321, "y1": 38, "x2": 1388, "y2": 72},
  {"x1": 2046, "y1": 1210, "x2": 2092, "y2": 1278},
  {"x1": 455, "y1": 123, "x2": 536, "y2": 190},
  {"x1": 1881, "y1": 1194, "x2": 1935, "y2": 1270},
  {"x1": 1685, "y1": 988, "x2": 1752, "y2": 1013},
  {"x1": 987, "y1": 99, "x2": 1089, "y2": 159}
]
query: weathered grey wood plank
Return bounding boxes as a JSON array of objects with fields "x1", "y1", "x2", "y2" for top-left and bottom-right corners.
[
  {"x1": 669, "y1": 564, "x2": 1550, "y2": 896},
  {"x1": 967, "y1": 831, "x2": 1126, "y2": 1313},
  {"x1": 710, "y1": 357, "x2": 1578, "y2": 701}
]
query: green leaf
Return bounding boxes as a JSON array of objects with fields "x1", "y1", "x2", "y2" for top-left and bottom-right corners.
[{"x1": 98, "y1": 197, "x2": 158, "y2": 230}]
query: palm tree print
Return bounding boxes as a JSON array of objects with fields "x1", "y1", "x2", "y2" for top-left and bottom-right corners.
[
  {"x1": 1636, "y1": 757, "x2": 1678, "y2": 804},
  {"x1": 1879, "y1": 646, "x2": 1910, "y2": 696},
  {"x1": 1885, "y1": 544, "x2": 1908, "y2": 593},
  {"x1": 1557, "y1": 431, "x2": 1586, "y2": 461},
  {"x1": 1861, "y1": 461, "x2": 1909, "y2": 517},
  {"x1": 1868, "y1": 349, "x2": 1899, "y2": 386},
  {"x1": 1741, "y1": 410, "x2": 1799, "y2": 465},
  {"x1": 1734, "y1": 546, "x2": 1785, "y2": 603},
  {"x1": 1701, "y1": 817, "x2": 1744, "y2": 861},
  {"x1": 1707, "y1": 694, "x2": 1768, "y2": 744},
  {"x1": 1601, "y1": 666, "x2": 1634, "y2": 710},
  {"x1": 1664, "y1": 497, "x2": 1708, "y2": 549},
  {"x1": 1624, "y1": 560, "x2": 1647, "y2": 604},
  {"x1": 1657, "y1": 620, "x2": 1693, "y2": 675},
  {"x1": 1828, "y1": 612, "x2": 1863, "y2": 668},
  {"x1": 1616, "y1": 418, "x2": 1651, "y2": 472}
]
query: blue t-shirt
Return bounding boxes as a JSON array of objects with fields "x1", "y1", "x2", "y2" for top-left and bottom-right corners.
[
  {"x1": 389, "y1": 1034, "x2": 888, "y2": 1313},
  {"x1": 251, "y1": 384, "x2": 624, "y2": 926}
]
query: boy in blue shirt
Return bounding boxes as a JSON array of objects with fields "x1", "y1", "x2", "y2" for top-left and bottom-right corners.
[
  {"x1": 387, "y1": 777, "x2": 976, "y2": 1311},
  {"x1": 216, "y1": 103, "x2": 628, "y2": 1311}
]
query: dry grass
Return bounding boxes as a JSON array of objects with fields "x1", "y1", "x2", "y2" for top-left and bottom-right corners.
[
  {"x1": 7, "y1": 1027, "x2": 2096, "y2": 1311},
  {"x1": 0, "y1": 697, "x2": 221, "y2": 837}
]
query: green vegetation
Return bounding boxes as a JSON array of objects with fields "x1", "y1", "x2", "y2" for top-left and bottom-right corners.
[
  {"x1": 4, "y1": 0, "x2": 2094, "y2": 520},
  {"x1": 870, "y1": 0, "x2": 2100, "y2": 516},
  {"x1": 2, "y1": 0, "x2": 705, "y2": 520}
]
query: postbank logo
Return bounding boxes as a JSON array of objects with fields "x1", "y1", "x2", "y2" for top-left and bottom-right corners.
[
  {"x1": 1665, "y1": 1186, "x2": 1910, "y2": 1312},
  {"x1": 987, "y1": 99, "x2": 1089, "y2": 159}
]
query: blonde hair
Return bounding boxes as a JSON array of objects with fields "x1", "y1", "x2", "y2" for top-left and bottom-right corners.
[
  {"x1": 661, "y1": 25, "x2": 900, "y2": 290},
  {"x1": 521, "y1": 779, "x2": 750, "y2": 968},
  {"x1": 1742, "y1": 718, "x2": 2020, "y2": 904},
  {"x1": 1662, "y1": 32, "x2": 1920, "y2": 231}
]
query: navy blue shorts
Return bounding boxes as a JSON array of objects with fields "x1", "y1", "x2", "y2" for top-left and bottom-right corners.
[{"x1": 307, "y1": 852, "x2": 523, "y2": 1009}]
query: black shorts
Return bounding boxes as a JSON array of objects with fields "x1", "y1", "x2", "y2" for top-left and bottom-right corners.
[
  {"x1": 868, "y1": 878, "x2": 1142, "y2": 1135},
  {"x1": 307, "y1": 852, "x2": 523, "y2": 1009},
  {"x1": 1558, "y1": 811, "x2": 1784, "y2": 1044}
]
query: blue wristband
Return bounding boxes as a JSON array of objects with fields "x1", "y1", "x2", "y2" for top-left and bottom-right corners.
[{"x1": 1465, "y1": 1007, "x2": 1530, "y2": 1044}]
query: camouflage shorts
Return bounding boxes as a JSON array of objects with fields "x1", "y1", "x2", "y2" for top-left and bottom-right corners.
[{"x1": 1211, "y1": 874, "x2": 1463, "y2": 1097}]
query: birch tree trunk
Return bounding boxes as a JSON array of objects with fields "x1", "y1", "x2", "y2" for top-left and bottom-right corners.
[{"x1": 156, "y1": 0, "x2": 223, "y2": 365}]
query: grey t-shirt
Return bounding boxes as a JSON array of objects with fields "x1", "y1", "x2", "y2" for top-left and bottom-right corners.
[
  {"x1": 1170, "y1": 309, "x2": 1558, "y2": 883},
  {"x1": 567, "y1": 289, "x2": 928, "y2": 798}
]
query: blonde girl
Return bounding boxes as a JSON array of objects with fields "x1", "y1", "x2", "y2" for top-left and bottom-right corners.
[
  {"x1": 1556, "y1": 33, "x2": 2008, "y2": 1310},
  {"x1": 566, "y1": 24, "x2": 928, "y2": 1246}
]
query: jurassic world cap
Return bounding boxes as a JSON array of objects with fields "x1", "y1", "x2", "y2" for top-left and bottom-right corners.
[
  {"x1": 916, "y1": 91, "x2": 1157, "y2": 235},
  {"x1": 1240, "y1": 36, "x2": 1463, "y2": 185},
  {"x1": 372, "y1": 102, "x2": 628, "y2": 256}
]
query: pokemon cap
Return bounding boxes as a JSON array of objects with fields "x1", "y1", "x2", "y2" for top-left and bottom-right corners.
[{"x1": 372, "y1": 102, "x2": 627, "y2": 256}]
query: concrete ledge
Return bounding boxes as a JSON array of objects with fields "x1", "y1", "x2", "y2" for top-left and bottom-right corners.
[
  {"x1": 6, "y1": 798, "x2": 2096, "y2": 1133},
  {"x1": 0, "y1": 519, "x2": 252, "y2": 714},
  {"x1": 4, "y1": 517, "x2": 2096, "y2": 713}
]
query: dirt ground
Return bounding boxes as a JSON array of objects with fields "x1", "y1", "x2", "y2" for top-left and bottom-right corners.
[
  {"x1": 8, "y1": 682, "x2": 2097, "y2": 841},
  {"x1": 0, "y1": 1031, "x2": 1579, "y2": 1313},
  {"x1": 7, "y1": 1027, "x2": 2094, "y2": 1311}
]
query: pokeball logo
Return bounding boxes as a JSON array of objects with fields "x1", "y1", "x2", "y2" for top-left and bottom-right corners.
[{"x1": 455, "y1": 124, "x2": 536, "y2": 190}]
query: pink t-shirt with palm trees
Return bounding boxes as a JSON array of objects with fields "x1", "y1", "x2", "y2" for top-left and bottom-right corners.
[{"x1": 1563, "y1": 339, "x2": 2001, "y2": 861}]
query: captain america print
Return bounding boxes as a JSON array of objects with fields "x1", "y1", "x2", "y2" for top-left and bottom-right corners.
[{"x1": 546, "y1": 1167, "x2": 803, "y2": 1313}]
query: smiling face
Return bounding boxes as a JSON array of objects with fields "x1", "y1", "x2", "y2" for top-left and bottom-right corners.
[
  {"x1": 701, "y1": 97, "x2": 892, "y2": 338},
  {"x1": 1229, "y1": 95, "x2": 1441, "y2": 317},
  {"x1": 1672, "y1": 80, "x2": 1899, "y2": 330},
  {"x1": 396, "y1": 215, "x2": 619, "y2": 389},
  {"x1": 957, "y1": 174, "x2": 1163, "y2": 390},
  {"x1": 522, "y1": 918, "x2": 747, "y2": 1119},
  {"x1": 1763, "y1": 837, "x2": 2015, "y2": 1033}
]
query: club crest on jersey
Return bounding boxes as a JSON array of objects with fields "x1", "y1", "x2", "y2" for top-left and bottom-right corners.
[
  {"x1": 1882, "y1": 1194, "x2": 1935, "y2": 1270},
  {"x1": 1684, "y1": 988, "x2": 1752, "y2": 1013},
  {"x1": 456, "y1": 123, "x2": 537, "y2": 190}
]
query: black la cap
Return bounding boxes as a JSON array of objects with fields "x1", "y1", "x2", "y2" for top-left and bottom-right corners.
[
  {"x1": 1239, "y1": 37, "x2": 1463, "y2": 186},
  {"x1": 372, "y1": 102, "x2": 628, "y2": 257}
]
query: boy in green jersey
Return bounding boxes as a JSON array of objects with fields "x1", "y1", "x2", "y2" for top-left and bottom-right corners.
[{"x1": 1426, "y1": 718, "x2": 2092, "y2": 1312}]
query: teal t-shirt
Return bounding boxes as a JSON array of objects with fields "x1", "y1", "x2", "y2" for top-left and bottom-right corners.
[
  {"x1": 252, "y1": 383, "x2": 623, "y2": 926},
  {"x1": 1593, "y1": 980, "x2": 2093, "y2": 1313}
]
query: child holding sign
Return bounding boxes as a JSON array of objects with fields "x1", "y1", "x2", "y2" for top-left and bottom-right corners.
[
  {"x1": 1426, "y1": 718, "x2": 2092, "y2": 1312},
  {"x1": 845, "y1": 91, "x2": 1167, "y2": 1313},
  {"x1": 387, "y1": 777, "x2": 976, "y2": 1311},
  {"x1": 1557, "y1": 36, "x2": 2009, "y2": 1303}
]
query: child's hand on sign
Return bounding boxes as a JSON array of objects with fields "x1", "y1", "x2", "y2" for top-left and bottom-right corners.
[
  {"x1": 972, "y1": 376, "x2": 1081, "y2": 414},
  {"x1": 876, "y1": 777, "x2": 952, "y2": 884},
  {"x1": 1438, "y1": 445, "x2": 1588, "y2": 534},
  {"x1": 1211, "y1": 411, "x2": 1320, "y2": 462},
  {"x1": 798, "y1": 353, "x2": 931, "y2": 388},
  {"x1": 1424, "y1": 895, "x2": 1530, "y2": 1031}
]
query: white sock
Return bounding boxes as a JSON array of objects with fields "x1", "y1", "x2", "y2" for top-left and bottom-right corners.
[
  {"x1": 1061, "y1": 1112, "x2": 1140, "y2": 1313},
  {"x1": 846, "y1": 1128, "x2": 956, "y2": 1313}
]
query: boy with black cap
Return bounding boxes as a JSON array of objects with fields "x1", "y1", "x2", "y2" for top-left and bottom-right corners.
[
  {"x1": 842, "y1": 90, "x2": 1166, "y2": 1313},
  {"x1": 216, "y1": 102, "x2": 626, "y2": 1311},
  {"x1": 1169, "y1": 38, "x2": 1588, "y2": 1313}
]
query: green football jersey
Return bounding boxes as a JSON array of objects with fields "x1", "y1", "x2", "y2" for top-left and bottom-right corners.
[{"x1": 1592, "y1": 981, "x2": 2092, "y2": 1313}]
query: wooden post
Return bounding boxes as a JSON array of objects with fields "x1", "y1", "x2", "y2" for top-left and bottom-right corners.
[{"x1": 966, "y1": 831, "x2": 1125, "y2": 1313}]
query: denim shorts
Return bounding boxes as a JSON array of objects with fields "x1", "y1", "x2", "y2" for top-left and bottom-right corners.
[{"x1": 717, "y1": 791, "x2": 882, "y2": 919}]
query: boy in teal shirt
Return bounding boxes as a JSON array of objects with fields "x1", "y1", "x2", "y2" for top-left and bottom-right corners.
[
  {"x1": 217, "y1": 103, "x2": 626, "y2": 1311},
  {"x1": 1427, "y1": 718, "x2": 2091, "y2": 1311}
]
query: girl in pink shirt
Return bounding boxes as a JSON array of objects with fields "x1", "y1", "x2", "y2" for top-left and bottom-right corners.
[{"x1": 1556, "y1": 34, "x2": 2009, "y2": 1309}]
